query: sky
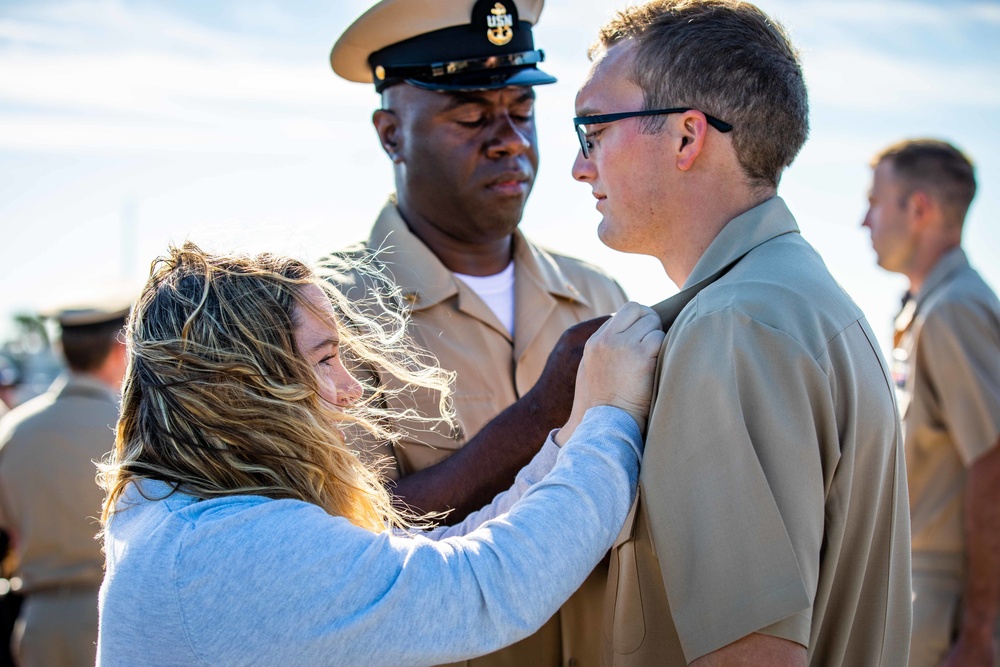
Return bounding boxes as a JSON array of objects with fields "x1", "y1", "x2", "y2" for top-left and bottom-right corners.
[{"x1": 1, "y1": 0, "x2": 999, "y2": 356}]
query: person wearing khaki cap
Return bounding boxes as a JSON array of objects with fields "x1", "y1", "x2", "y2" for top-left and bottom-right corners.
[
  {"x1": 0, "y1": 356, "x2": 18, "y2": 417},
  {"x1": 0, "y1": 297, "x2": 129, "y2": 667},
  {"x1": 324, "y1": 2, "x2": 627, "y2": 665}
]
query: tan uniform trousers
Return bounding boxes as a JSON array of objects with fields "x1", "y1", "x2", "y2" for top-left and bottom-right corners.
[
  {"x1": 11, "y1": 587, "x2": 98, "y2": 667},
  {"x1": 909, "y1": 563, "x2": 1000, "y2": 667}
]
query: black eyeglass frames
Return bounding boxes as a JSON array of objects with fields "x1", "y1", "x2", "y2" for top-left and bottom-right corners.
[{"x1": 573, "y1": 108, "x2": 733, "y2": 159}]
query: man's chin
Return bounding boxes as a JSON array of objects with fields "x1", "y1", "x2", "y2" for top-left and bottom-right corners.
[
  {"x1": 465, "y1": 215, "x2": 523, "y2": 244},
  {"x1": 475, "y1": 201, "x2": 527, "y2": 234},
  {"x1": 598, "y1": 225, "x2": 650, "y2": 258},
  {"x1": 484, "y1": 190, "x2": 530, "y2": 216},
  {"x1": 597, "y1": 220, "x2": 623, "y2": 251}
]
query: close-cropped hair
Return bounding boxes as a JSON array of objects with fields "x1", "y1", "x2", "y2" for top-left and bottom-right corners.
[
  {"x1": 873, "y1": 138, "x2": 977, "y2": 225},
  {"x1": 592, "y1": 0, "x2": 809, "y2": 191},
  {"x1": 60, "y1": 317, "x2": 126, "y2": 373},
  {"x1": 99, "y1": 242, "x2": 454, "y2": 533}
]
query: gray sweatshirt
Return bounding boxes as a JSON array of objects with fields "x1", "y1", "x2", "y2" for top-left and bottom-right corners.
[{"x1": 97, "y1": 406, "x2": 641, "y2": 666}]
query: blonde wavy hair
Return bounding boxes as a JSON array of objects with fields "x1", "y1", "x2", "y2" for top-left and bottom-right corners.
[{"x1": 99, "y1": 242, "x2": 453, "y2": 532}]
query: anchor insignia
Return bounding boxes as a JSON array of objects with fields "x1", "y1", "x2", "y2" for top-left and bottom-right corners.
[{"x1": 486, "y1": 2, "x2": 514, "y2": 46}]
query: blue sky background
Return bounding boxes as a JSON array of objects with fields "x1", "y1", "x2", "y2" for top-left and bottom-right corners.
[{"x1": 1, "y1": 0, "x2": 999, "y2": 356}]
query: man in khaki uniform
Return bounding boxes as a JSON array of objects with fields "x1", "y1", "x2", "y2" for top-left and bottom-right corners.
[
  {"x1": 0, "y1": 302, "x2": 128, "y2": 667},
  {"x1": 863, "y1": 139, "x2": 1000, "y2": 667},
  {"x1": 0, "y1": 356, "x2": 17, "y2": 416},
  {"x1": 571, "y1": 1, "x2": 912, "y2": 664},
  {"x1": 324, "y1": 1, "x2": 627, "y2": 665}
]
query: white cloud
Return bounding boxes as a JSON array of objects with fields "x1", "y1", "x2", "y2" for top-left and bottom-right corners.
[
  {"x1": 280, "y1": 118, "x2": 336, "y2": 140},
  {"x1": 0, "y1": 0, "x2": 376, "y2": 157},
  {"x1": 970, "y1": 2, "x2": 1000, "y2": 24},
  {"x1": 804, "y1": 47, "x2": 1000, "y2": 110},
  {"x1": 0, "y1": 52, "x2": 343, "y2": 113},
  {"x1": 2, "y1": 0, "x2": 248, "y2": 58},
  {"x1": 766, "y1": 0, "x2": 1000, "y2": 33}
]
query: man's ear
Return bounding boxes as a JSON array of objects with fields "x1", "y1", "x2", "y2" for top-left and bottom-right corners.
[
  {"x1": 675, "y1": 111, "x2": 709, "y2": 172},
  {"x1": 372, "y1": 109, "x2": 403, "y2": 164},
  {"x1": 907, "y1": 190, "x2": 937, "y2": 231},
  {"x1": 105, "y1": 339, "x2": 130, "y2": 389}
]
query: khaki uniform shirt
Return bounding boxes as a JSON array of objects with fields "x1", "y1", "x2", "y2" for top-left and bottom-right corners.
[
  {"x1": 892, "y1": 248, "x2": 1000, "y2": 651},
  {"x1": 0, "y1": 373, "x2": 118, "y2": 592},
  {"x1": 603, "y1": 197, "x2": 912, "y2": 666},
  {"x1": 326, "y1": 199, "x2": 627, "y2": 667},
  {"x1": 893, "y1": 248, "x2": 1000, "y2": 560}
]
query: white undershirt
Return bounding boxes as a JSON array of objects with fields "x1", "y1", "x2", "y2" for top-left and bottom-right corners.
[{"x1": 453, "y1": 261, "x2": 515, "y2": 334}]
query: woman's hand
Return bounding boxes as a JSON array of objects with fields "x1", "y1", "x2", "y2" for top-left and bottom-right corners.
[{"x1": 556, "y1": 303, "x2": 664, "y2": 444}]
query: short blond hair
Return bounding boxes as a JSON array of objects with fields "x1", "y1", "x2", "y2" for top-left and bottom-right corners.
[
  {"x1": 593, "y1": 0, "x2": 808, "y2": 190},
  {"x1": 872, "y1": 138, "x2": 977, "y2": 225}
]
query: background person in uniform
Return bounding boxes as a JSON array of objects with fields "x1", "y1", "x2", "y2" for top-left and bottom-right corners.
[
  {"x1": 0, "y1": 353, "x2": 20, "y2": 667},
  {"x1": 862, "y1": 138, "x2": 1000, "y2": 667},
  {"x1": 325, "y1": 2, "x2": 627, "y2": 665},
  {"x1": 96, "y1": 243, "x2": 662, "y2": 667},
  {"x1": 0, "y1": 357, "x2": 18, "y2": 416},
  {"x1": 1, "y1": 354, "x2": 26, "y2": 667},
  {"x1": 0, "y1": 299, "x2": 128, "y2": 667},
  {"x1": 0, "y1": 511, "x2": 20, "y2": 667},
  {"x1": 571, "y1": 1, "x2": 912, "y2": 664}
]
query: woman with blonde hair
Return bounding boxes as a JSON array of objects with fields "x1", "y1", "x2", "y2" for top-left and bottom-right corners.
[{"x1": 96, "y1": 242, "x2": 663, "y2": 666}]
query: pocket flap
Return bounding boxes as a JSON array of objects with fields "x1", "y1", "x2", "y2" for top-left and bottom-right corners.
[{"x1": 613, "y1": 491, "x2": 641, "y2": 549}]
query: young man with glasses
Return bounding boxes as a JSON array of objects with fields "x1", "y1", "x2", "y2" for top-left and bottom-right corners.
[{"x1": 571, "y1": 1, "x2": 912, "y2": 664}]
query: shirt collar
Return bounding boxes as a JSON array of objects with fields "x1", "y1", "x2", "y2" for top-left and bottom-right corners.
[
  {"x1": 54, "y1": 372, "x2": 119, "y2": 404},
  {"x1": 683, "y1": 196, "x2": 800, "y2": 289},
  {"x1": 914, "y1": 246, "x2": 968, "y2": 308},
  {"x1": 367, "y1": 197, "x2": 588, "y2": 310}
]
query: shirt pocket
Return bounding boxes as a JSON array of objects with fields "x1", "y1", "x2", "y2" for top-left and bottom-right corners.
[{"x1": 609, "y1": 493, "x2": 646, "y2": 655}]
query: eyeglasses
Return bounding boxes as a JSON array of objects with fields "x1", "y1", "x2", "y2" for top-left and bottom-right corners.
[{"x1": 573, "y1": 108, "x2": 733, "y2": 159}]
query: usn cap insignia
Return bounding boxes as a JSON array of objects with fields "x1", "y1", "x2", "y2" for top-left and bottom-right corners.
[
  {"x1": 487, "y1": 3, "x2": 514, "y2": 46},
  {"x1": 472, "y1": 0, "x2": 519, "y2": 48}
]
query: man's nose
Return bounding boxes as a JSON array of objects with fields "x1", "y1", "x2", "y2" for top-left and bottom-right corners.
[
  {"x1": 486, "y1": 114, "x2": 532, "y2": 157},
  {"x1": 861, "y1": 209, "x2": 873, "y2": 230},
  {"x1": 572, "y1": 148, "x2": 595, "y2": 182}
]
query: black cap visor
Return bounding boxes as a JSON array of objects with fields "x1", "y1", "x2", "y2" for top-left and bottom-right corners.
[{"x1": 403, "y1": 64, "x2": 556, "y2": 91}]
